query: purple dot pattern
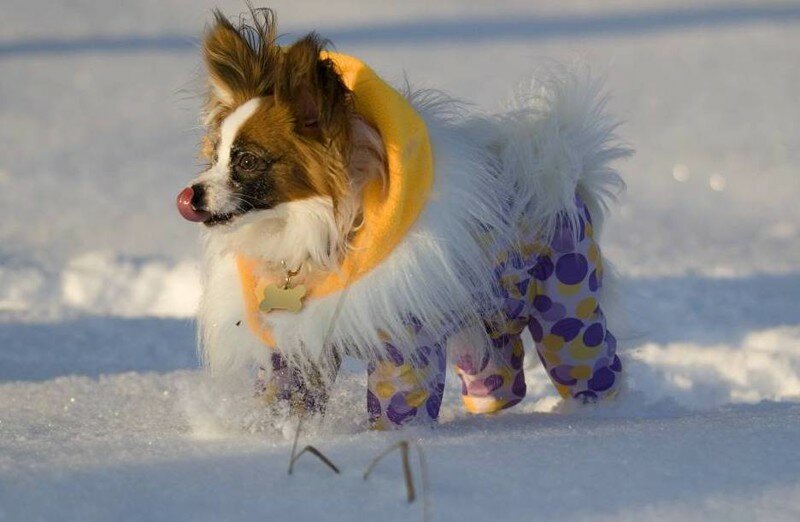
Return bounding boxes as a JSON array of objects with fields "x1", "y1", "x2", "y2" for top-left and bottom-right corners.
[
  {"x1": 550, "y1": 318, "x2": 585, "y2": 342},
  {"x1": 366, "y1": 331, "x2": 447, "y2": 430},
  {"x1": 455, "y1": 195, "x2": 622, "y2": 410},
  {"x1": 455, "y1": 333, "x2": 528, "y2": 413},
  {"x1": 253, "y1": 353, "x2": 332, "y2": 414},
  {"x1": 555, "y1": 253, "x2": 589, "y2": 285},
  {"x1": 257, "y1": 196, "x2": 622, "y2": 428}
]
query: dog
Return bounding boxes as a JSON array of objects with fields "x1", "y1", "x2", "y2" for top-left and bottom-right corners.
[{"x1": 177, "y1": 7, "x2": 630, "y2": 430}]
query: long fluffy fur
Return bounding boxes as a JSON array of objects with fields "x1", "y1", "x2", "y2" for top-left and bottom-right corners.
[
  {"x1": 262, "y1": 90, "x2": 511, "y2": 376},
  {"x1": 471, "y1": 65, "x2": 631, "y2": 244},
  {"x1": 198, "y1": 65, "x2": 630, "y2": 382}
]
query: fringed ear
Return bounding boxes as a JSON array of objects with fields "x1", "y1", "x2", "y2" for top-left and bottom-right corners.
[
  {"x1": 202, "y1": 11, "x2": 255, "y2": 106},
  {"x1": 281, "y1": 34, "x2": 352, "y2": 143},
  {"x1": 202, "y1": 8, "x2": 281, "y2": 109}
]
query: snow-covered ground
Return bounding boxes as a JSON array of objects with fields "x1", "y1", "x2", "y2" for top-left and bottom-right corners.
[{"x1": 1, "y1": 1, "x2": 799, "y2": 520}]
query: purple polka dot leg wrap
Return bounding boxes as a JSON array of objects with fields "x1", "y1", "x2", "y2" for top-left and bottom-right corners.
[
  {"x1": 259, "y1": 196, "x2": 620, "y2": 428},
  {"x1": 453, "y1": 195, "x2": 622, "y2": 411},
  {"x1": 367, "y1": 333, "x2": 447, "y2": 431},
  {"x1": 454, "y1": 332, "x2": 527, "y2": 414},
  {"x1": 530, "y1": 197, "x2": 622, "y2": 400},
  {"x1": 255, "y1": 352, "x2": 332, "y2": 414}
]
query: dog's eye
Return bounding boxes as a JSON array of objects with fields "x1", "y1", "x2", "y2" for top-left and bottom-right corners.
[{"x1": 236, "y1": 153, "x2": 261, "y2": 172}]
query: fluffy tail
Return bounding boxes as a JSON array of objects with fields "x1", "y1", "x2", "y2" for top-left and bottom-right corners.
[{"x1": 496, "y1": 65, "x2": 633, "y2": 240}]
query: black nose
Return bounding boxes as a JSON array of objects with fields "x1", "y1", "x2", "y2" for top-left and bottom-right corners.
[{"x1": 190, "y1": 184, "x2": 206, "y2": 210}]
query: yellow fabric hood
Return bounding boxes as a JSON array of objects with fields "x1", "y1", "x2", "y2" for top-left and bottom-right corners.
[{"x1": 237, "y1": 52, "x2": 434, "y2": 347}]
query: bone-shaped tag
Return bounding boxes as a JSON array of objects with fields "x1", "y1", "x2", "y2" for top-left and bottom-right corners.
[{"x1": 259, "y1": 283, "x2": 307, "y2": 313}]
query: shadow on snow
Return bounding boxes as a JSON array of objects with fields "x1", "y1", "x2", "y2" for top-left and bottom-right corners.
[{"x1": 1, "y1": 4, "x2": 799, "y2": 58}]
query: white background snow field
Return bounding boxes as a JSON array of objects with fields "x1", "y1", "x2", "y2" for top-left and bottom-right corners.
[{"x1": 1, "y1": 1, "x2": 799, "y2": 521}]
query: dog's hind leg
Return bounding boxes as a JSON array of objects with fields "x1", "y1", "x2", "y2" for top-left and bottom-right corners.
[
  {"x1": 528, "y1": 195, "x2": 622, "y2": 402},
  {"x1": 366, "y1": 329, "x2": 446, "y2": 430},
  {"x1": 452, "y1": 230, "x2": 534, "y2": 414},
  {"x1": 453, "y1": 326, "x2": 528, "y2": 414}
]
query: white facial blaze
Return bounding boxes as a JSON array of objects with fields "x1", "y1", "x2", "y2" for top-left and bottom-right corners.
[
  {"x1": 216, "y1": 98, "x2": 262, "y2": 174},
  {"x1": 192, "y1": 98, "x2": 262, "y2": 215},
  {"x1": 191, "y1": 96, "x2": 344, "y2": 271}
]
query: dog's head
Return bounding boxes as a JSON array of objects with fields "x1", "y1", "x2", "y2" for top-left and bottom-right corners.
[
  {"x1": 178, "y1": 9, "x2": 385, "y2": 268},
  {"x1": 178, "y1": 8, "x2": 353, "y2": 225}
]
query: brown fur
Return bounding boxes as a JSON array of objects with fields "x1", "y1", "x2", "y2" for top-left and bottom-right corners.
[
  {"x1": 196, "y1": 7, "x2": 386, "y2": 269},
  {"x1": 236, "y1": 99, "x2": 349, "y2": 204},
  {"x1": 202, "y1": 8, "x2": 282, "y2": 120},
  {"x1": 200, "y1": 7, "x2": 362, "y2": 209}
]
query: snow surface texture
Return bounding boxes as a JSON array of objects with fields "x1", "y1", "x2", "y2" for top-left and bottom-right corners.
[{"x1": 1, "y1": 1, "x2": 799, "y2": 521}]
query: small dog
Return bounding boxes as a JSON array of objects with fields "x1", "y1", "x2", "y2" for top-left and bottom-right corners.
[{"x1": 177, "y1": 8, "x2": 630, "y2": 430}]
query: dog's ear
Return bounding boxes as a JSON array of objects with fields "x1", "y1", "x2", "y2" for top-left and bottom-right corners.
[
  {"x1": 282, "y1": 34, "x2": 352, "y2": 142},
  {"x1": 202, "y1": 11, "x2": 254, "y2": 106},
  {"x1": 202, "y1": 8, "x2": 280, "y2": 108}
]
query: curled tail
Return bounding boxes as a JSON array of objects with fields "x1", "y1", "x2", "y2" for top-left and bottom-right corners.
[{"x1": 496, "y1": 65, "x2": 633, "y2": 240}]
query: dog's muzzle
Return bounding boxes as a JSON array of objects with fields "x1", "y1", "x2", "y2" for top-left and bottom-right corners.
[{"x1": 176, "y1": 185, "x2": 212, "y2": 223}]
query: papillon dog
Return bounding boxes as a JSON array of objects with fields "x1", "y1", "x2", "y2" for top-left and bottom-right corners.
[{"x1": 178, "y1": 7, "x2": 629, "y2": 430}]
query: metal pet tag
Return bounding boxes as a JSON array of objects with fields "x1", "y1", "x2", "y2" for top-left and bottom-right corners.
[{"x1": 259, "y1": 283, "x2": 307, "y2": 313}]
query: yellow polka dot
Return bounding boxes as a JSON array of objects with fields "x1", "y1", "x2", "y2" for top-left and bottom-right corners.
[
  {"x1": 461, "y1": 395, "x2": 482, "y2": 413},
  {"x1": 496, "y1": 367, "x2": 512, "y2": 382},
  {"x1": 507, "y1": 319, "x2": 527, "y2": 334},
  {"x1": 558, "y1": 283, "x2": 582, "y2": 297},
  {"x1": 576, "y1": 297, "x2": 598, "y2": 319},
  {"x1": 496, "y1": 311, "x2": 512, "y2": 325},
  {"x1": 370, "y1": 418, "x2": 392, "y2": 431},
  {"x1": 398, "y1": 364, "x2": 420, "y2": 386},
  {"x1": 490, "y1": 324, "x2": 508, "y2": 339},
  {"x1": 501, "y1": 275, "x2": 522, "y2": 298},
  {"x1": 376, "y1": 381, "x2": 394, "y2": 399},
  {"x1": 568, "y1": 340, "x2": 602, "y2": 361},
  {"x1": 496, "y1": 250, "x2": 509, "y2": 265},
  {"x1": 261, "y1": 386, "x2": 278, "y2": 405},
  {"x1": 376, "y1": 360, "x2": 404, "y2": 375},
  {"x1": 570, "y1": 365, "x2": 592, "y2": 380},
  {"x1": 525, "y1": 280, "x2": 538, "y2": 301},
  {"x1": 542, "y1": 350, "x2": 562, "y2": 366},
  {"x1": 405, "y1": 390, "x2": 429, "y2": 408},
  {"x1": 587, "y1": 243, "x2": 599, "y2": 263},
  {"x1": 542, "y1": 334, "x2": 564, "y2": 351},
  {"x1": 512, "y1": 338, "x2": 524, "y2": 357},
  {"x1": 462, "y1": 395, "x2": 507, "y2": 414},
  {"x1": 554, "y1": 384, "x2": 571, "y2": 398},
  {"x1": 520, "y1": 242, "x2": 538, "y2": 258}
]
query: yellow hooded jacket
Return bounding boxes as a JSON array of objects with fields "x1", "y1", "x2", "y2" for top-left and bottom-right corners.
[{"x1": 236, "y1": 52, "x2": 434, "y2": 347}]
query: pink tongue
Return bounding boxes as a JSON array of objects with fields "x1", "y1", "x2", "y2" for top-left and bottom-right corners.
[{"x1": 176, "y1": 187, "x2": 211, "y2": 223}]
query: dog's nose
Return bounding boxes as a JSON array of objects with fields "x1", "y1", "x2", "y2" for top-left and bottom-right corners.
[
  {"x1": 190, "y1": 184, "x2": 206, "y2": 210},
  {"x1": 176, "y1": 185, "x2": 212, "y2": 223}
]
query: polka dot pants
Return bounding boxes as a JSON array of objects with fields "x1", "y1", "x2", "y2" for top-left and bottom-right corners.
[
  {"x1": 260, "y1": 196, "x2": 622, "y2": 430},
  {"x1": 366, "y1": 195, "x2": 622, "y2": 429},
  {"x1": 366, "y1": 327, "x2": 447, "y2": 431}
]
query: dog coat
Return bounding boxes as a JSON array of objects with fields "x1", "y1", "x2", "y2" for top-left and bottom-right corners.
[{"x1": 203, "y1": 53, "x2": 629, "y2": 428}]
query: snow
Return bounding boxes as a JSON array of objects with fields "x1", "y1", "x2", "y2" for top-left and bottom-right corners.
[{"x1": 1, "y1": 1, "x2": 799, "y2": 520}]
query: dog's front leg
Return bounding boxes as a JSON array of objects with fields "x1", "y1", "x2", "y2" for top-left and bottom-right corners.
[{"x1": 256, "y1": 351, "x2": 341, "y2": 416}]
